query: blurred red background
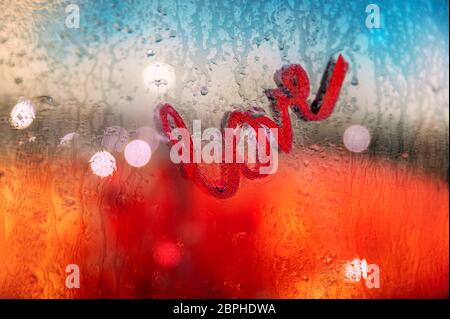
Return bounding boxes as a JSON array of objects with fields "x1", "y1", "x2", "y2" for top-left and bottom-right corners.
[{"x1": 0, "y1": 145, "x2": 446, "y2": 298}]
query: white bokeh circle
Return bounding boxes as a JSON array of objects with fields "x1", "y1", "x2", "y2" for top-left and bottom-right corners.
[
  {"x1": 343, "y1": 125, "x2": 371, "y2": 153},
  {"x1": 10, "y1": 98, "x2": 35, "y2": 130},
  {"x1": 124, "y1": 139, "x2": 152, "y2": 168},
  {"x1": 89, "y1": 151, "x2": 117, "y2": 178},
  {"x1": 142, "y1": 62, "x2": 176, "y2": 93}
]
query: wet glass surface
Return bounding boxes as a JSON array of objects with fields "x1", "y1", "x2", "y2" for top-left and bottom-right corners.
[{"x1": 0, "y1": 0, "x2": 448, "y2": 298}]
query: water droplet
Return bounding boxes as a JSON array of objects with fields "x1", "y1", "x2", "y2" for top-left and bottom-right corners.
[
  {"x1": 323, "y1": 255, "x2": 334, "y2": 265},
  {"x1": 59, "y1": 132, "x2": 77, "y2": 146},
  {"x1": 112, "y1": 22, "x2": 121, "y2": 31},
  {"x1": 38, "y1": 95, "x2": 54, "y2": 104},
  {"x1": 200, "y1": 86, "x2": 209, "y2": 96},
  {"x1": 309, "y1": 144, "x2": 322, "y2": 152}
]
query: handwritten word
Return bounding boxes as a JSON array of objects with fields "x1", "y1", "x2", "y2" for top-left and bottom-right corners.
[{"x1": 156, "y1": 55, "x2": 348, "y2": 199}]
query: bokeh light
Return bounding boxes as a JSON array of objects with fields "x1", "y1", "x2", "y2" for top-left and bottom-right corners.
[
  {"x1": 89, "y1": 151, "x2": 117, "y2": 178},
  {"x1": 9, "y1": 98, "x2": 35, "y2": 130},
  {"x1": 343, "y1": 125, "x2": 371, "y2": 153},
  {"x1": 124, "y1": 139, "x2": 152, "y2": 168},
  {"x1": 142, "y1": 62, "x2": 176, "y2": 93},
  {"x1": 153, "y1": 241, "x2": 182, "y2": 268}
]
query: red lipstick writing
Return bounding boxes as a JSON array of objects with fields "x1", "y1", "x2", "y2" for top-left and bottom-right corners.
[{"x1": 157, "y1": 54, "x2": 349, "y2": 199}]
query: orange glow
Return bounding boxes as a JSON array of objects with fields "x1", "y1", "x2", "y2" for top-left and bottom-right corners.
[{"x1": 0, "y1": 146, "x2": 447, "y2": 298}]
